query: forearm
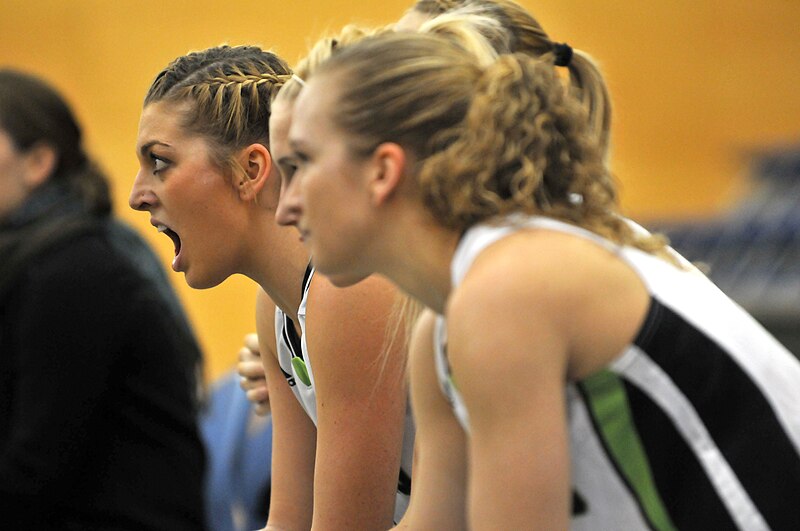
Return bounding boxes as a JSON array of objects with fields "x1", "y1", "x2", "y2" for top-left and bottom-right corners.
[{"x1": 262, "y1": 343, "x2": 316, "y2": 529}]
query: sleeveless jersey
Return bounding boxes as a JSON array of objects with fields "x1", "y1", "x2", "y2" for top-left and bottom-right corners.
[
  {"x1": 275, "y1": 265, "x2": 414, "y2": 522},
  {"x1": 434, "y1": 216, "x2": 800, "y2": 530}
]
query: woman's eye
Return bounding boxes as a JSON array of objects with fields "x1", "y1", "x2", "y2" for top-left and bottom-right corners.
[
  {"x1": 283, "y1": 164, "x2": 297, "y2": 181},
  {"x1": 151, "y1": 154, "x2": 169, "y2": 174}
]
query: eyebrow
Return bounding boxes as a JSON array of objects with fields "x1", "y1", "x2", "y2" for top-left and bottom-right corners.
[
  {"x1": 288, "y1": 137, "x2": 307, "y2": 152},
  {"x1": 138, "y1": 140, "x2": 171, "y2": 158},
  {"x1": 277, "y1": 155, "x2": 297, "y2": 167}
]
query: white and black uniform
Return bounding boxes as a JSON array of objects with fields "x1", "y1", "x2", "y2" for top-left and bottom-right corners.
[
  {"x1": 435, "y1": 216, "x2": 800, "y2": 530},
  {"x1": 276, "y1": 265, "x2": 414, "y2": 523}
]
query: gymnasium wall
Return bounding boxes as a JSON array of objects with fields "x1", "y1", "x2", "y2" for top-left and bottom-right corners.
[{"x1": 2, "y1": 0, "x2": 798, "y2": 380}]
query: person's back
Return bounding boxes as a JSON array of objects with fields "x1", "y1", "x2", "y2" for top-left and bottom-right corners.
[
  {"x1": 0, "y1": 68, "x2": 206, "y2": 530},
  {"x1": 0, "y1": 202, "x2": 206, "y2": 530}
]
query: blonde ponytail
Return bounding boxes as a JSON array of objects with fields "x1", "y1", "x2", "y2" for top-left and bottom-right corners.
[{"x1": 319, "y1": 32, "x2": 670, "y2": 259}]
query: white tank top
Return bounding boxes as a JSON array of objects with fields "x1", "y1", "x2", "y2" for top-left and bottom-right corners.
[{"x1": 435, "y1": 215, "x2": 800, "y2": 530}]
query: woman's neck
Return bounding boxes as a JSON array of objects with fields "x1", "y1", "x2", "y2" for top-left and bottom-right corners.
[
  {"x1": 377, "y1": 216, "x2": 460, "y2": 315},
  {"x1": 244, "y1": 214, "x2": 310, "y2": 321}
]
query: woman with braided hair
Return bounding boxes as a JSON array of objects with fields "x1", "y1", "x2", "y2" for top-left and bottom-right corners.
[
  {"x1": 129, "y1": 44, "x2": 413, "y2": 530},
  {"x1": 283, "y1": 29, "x2": 800, "y2": 529}
]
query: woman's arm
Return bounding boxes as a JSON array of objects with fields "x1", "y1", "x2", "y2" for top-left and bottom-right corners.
[
  {"x1": 449, "y1": 230, "x2": 651, "y2": 530},
  {"x1": 446, "y1": 240, "x2": 575, "y2": 530},
  {"x1": 305, "y1": 274, "x2": 409, "y2": 530},
  {"x1": 257, "y1": 288, "x2": 317, "y2": 531},
  {"x1": 395, "y1": 309, "x2": 468, "y2": 530}
]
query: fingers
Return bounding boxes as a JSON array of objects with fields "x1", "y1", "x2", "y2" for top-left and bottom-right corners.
[
  {"x1": 237, "y1": 332, "x2": 270, "y2": 415},
  {"x1": 239, "y1": 359, "x2": 266, "y2": 381},
  {"x1": 244, "y1": 332, "x2": 259, "y2": 354},
  {"x1": 247, "y1": 386, "x2": 270, "y2": 409}
]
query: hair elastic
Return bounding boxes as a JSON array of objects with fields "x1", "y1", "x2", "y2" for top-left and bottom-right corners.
[
  {"x1": 553, "y1": 42, "x2": 573, "y2": 67},
  {"x1": 291, "y1": 74, "x2": 306, "y2": 87}
]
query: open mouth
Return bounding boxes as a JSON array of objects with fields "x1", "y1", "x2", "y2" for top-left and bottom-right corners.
[{"x1": 156, "y1": 224, "x2": 182, "y2": 257}]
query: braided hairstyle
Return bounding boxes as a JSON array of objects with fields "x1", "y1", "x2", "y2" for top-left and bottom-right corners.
[
  {"x1": 315, "y1": 31, "x2": 671, "y2": 261},
  {"x1": 145, "y1": 45, "x2": 292, "y2": 178}
]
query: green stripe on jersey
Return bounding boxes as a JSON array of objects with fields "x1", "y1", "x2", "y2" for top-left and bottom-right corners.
[{"x1": 580, "y1": 370, "x2": 677, "y2": 531}]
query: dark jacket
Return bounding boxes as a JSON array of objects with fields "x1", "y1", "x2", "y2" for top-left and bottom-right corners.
[{"x1": 0, "y1": 182, "x2": 207, "y2": 530}]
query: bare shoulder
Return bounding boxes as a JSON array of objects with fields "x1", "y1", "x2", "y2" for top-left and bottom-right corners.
[
  {"x1": 305, "y1": 273, "x2": 397, "y2": 344},
  {"x1": 303, "y1": 272, "x2": 403, "y2": 401},
  {"x1": 447, "y1": 227, "x2": 650, "y2": 379},
  {"x1": 408, "y1": 309, "x2": 448, "y2": 403},
  {"x1": 409, "y1": 308, "x2": 438, "y2": 373},
  {"x1": 448, "y1": 229, "x2": 602, "y2": 327},
  {"x1": 411, "y1": 308, "x2": 438, "y2": 348}
]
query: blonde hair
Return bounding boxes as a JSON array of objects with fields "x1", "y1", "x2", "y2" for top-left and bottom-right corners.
[
  {"x1": 275, "y1": 25, "x2": 377, "y2": 105},
  {"x1": 145, "y1": 45, "x2": 292, "y2": 178},
  {"x1": 414, "y1": 0, "x2": 612, "y2": 158},
  {"x1": 317, "y1": 31, "x2": 671, "y2": 260},
  {"x1": 273, "y1": 27, "x2": 425, "y2": 367},
  {"x1": 418, "y1": 4, "x2": 509, "y2": 65},
  {"x1": 413, "y1": 0, "x2": 465, "y2": 15}
]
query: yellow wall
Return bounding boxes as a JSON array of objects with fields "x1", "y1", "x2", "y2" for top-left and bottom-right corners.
[{"x1": 2, "y1": 0, "x2": 799, "y2": 380}]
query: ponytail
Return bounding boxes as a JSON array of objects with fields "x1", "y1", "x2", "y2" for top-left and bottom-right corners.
[
  {"x1": 417, "y1": 52, "x2": 606, "y2": 230},
  {"x1": 563, "y1": 50, "x2": 612, "y2": 159}
]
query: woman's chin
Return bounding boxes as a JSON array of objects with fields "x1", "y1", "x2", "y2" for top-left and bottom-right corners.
[
  {"x1": 318, "y1": 266, "x2": 370, "y2": 288},
  {"x1": 183, "y1": 267, "x2": 227, "y2": 290}
]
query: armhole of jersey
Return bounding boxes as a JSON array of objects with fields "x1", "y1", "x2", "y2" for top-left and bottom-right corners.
[
  {"x1": 301, "y1": 262, "x2": 313, "y2": 293},
  {"x1": 282, "y1": 262, "x2": 314, "y2": 362},
  {"x1": 282, "y1": 314, "x2": 303, "y2": 361}
]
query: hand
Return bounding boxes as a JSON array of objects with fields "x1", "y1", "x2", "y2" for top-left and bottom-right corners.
[{"x1": 237, "y1": 333, "x2": 270, "y2": 415}]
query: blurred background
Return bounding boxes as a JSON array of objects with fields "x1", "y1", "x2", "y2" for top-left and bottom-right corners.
[{"x1": 2, "y1": 0, "x2": 799, "y2": 381}]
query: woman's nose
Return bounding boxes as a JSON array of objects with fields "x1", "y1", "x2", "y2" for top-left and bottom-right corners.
[{"x1": 129, "y1": 172, "x2": 156, "y2": 211}]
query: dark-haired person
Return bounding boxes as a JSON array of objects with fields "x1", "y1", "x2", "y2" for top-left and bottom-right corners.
[{"x1": 0, "y1": 69, "x2": 206, "y2": 530}]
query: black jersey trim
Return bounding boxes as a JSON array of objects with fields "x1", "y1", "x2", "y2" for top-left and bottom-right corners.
[
  {"x1": 282, "y1": 314, "x2": 303, "y2": 361},
  {"x1": 622, "y1": 381, "x2": 736, "y2": 529},
  {"x1": 398, "y1": 468, "x2": 411, "y2": 496},
  {"x1": 301, "y1": 262, "x2": 313, "y2": 295},
  {"x1": 634, "y1": 299, "x2": 800, "y2": 530},
  {"x1": 281, "y1": 263, "x2": 314, "y2": 364}
]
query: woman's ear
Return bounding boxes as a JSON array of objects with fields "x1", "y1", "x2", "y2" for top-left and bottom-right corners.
[
  {"x1": 23, "y1": 142, "x2": 57, "y2": 189},
  {"x1": 369, "y1": 142, "x2": 408, "y2": 207},
  {"x1": 238, "y1": 143, "x2": 273, "y2": 201}
]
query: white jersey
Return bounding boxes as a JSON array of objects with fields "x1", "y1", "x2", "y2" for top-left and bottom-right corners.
[
  {"x1": 435, "y1": 216, "x2": 800, "y2": 530},
  {"x1": 275, "y1": 265, "x2": 414, "y2": 522}
]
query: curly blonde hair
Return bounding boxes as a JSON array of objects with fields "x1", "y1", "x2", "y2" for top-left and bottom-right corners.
[
  {"x1": 412, "y1": 0, "x2": 612, "y2": 158},
  {"x1": 316, "y1": 31, "x2": 671, "y2": 260}
]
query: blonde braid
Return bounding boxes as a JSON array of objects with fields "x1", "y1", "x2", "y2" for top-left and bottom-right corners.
[
  {"x1": 145, "y1": 46, "x2": 291, "y2": 178},
  {"x1": 183, "y1": 69, "x2": 292, "y2": 146}
]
